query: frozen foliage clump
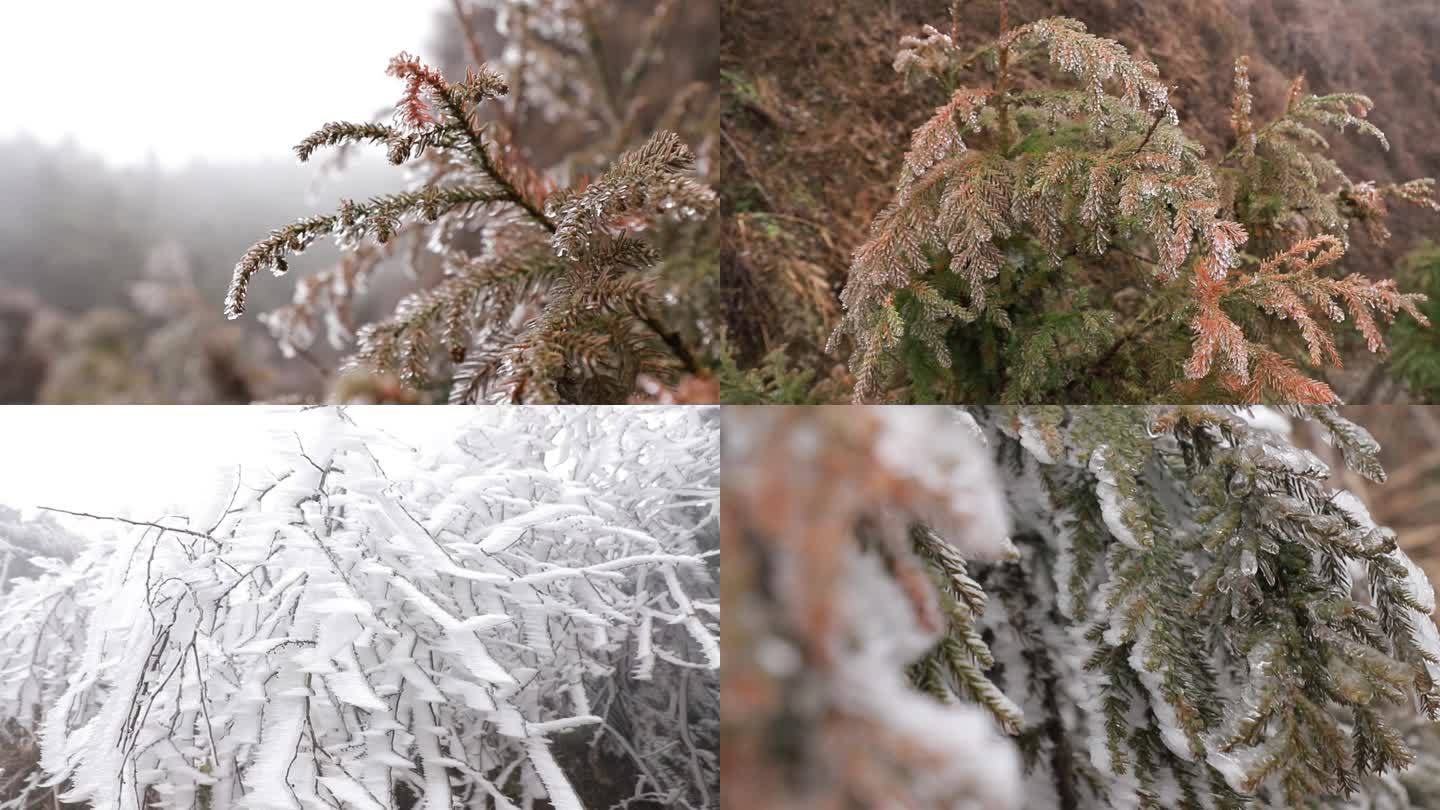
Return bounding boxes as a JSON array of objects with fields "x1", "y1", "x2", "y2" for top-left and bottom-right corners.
[
  {"x1": 913, "y1": 406, "x2": 1440, "y2": 809},
  {"x1": 722, "y1": 406, "x2": 1021, "y2": 810},
  {"x1": 1, "y1": 407, "x2": 718, "y2": 810},
  {"x1": 831, "y1": 3, "x2": 1436, "y2": 405},
  {"x1": 0, "y1": 512, "x2": 94, "y2": 810}
]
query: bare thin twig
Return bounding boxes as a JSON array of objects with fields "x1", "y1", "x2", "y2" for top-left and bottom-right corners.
[
  {"x1": 1132, "y1": 106, "x2": 1168, "y2": 156},
  {"x1": 37, "y1": 507, "x2": 213, "y2": 540},
  {"x1": 449, "y1": 0, "x2": 488, "y2": 72}
]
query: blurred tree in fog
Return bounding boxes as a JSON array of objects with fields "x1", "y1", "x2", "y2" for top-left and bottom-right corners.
[{"x1": 428, "y1": 0, "x2": 718, "y2": 173}]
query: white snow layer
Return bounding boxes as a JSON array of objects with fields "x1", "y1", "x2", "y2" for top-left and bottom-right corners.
[
  {"x1": 1017, "y1": 414, "x2": 1056, "y2": 464},
  {"x1": 873, "y1": 406, "x2": 1015, "y2": 560},
  {"x1": 1238, "y1": 406, "x2": 1292, "y2": 436},
  {"x1": 1088, "y1": 446, "x2": 1144, "y2": 549}
]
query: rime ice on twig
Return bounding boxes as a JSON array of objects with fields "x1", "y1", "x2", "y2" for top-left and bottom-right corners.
[
  {"x1": 230, "y1": 44, "x2": 715, "y2": 403},
  {"x1": 3, "y1": 407, "x2": 719, "y2": 809}
]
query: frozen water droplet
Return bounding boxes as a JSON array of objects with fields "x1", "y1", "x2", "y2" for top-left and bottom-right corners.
[{"x1": 1240, "y1": 549, "x2": 1258, "y2": 577}]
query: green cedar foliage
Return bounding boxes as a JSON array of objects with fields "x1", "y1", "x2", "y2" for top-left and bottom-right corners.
[
  {"x1": 922, "y1": 406, "x2": 1440, "y2": 809},
  {"x1": 1391, "y1": 243, "x2": 1440, "y2": 401},
  {"x1": 714, "y1": 342, "x2": 851, "y2": 404},
  {"x1": 830, "y1": 7, "x2": 1437, "y2": 404}
]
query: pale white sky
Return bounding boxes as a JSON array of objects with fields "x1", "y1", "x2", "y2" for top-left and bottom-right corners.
[
  {"x1": 0, "y1": 406, "x2": 473, "y2": 530},
  {"x1": 0, "y1": 1, "x2": 450, "y2": 168}
]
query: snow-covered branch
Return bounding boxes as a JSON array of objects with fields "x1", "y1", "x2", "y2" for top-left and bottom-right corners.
[{"x1": 2, "y1": 406, "x2": 718, "y2": 810}]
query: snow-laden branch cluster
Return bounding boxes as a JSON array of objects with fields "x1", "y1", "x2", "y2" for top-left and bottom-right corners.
[
  {"x1": 0, "y1": 406, "x2": 718, "y2": 810},
  {"x1": 723, "y1": 405, "x2": 1440, "y2": 810},
  {"x1": 0, "y1": 517, "x2": 96, "y2": 810},
  {"x1": 958, "y1": 406, "x2": 1440, "y2": 809}
]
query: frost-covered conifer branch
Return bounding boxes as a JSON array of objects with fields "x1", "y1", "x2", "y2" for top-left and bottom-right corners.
[
  {"x1": 1182, "y1": 238, "x2": 1429, "y2": 402},
  {"x1": 230, "y1": 40, "x2": 715, "y2": 403},
  {"x1": 225, "y1": 186, "x2": 510, "y2": 319},
  {"x1": 967, "y1": 407, "x2": 1435, "y2": 806},
  {"x1": 831, "y1": 7, "x2": 1435, "y2": 404},
  {"x1": 725, "y1": 405, "x2": 1440, "y2": 809},
  {"x1": 547, "y1": 131, "x2": 715, "y2": 261}
]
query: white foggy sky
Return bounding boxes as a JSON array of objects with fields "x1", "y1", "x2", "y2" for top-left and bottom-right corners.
[
  {"x1": 0, "y1": 406, "x2": 473, "y2": 528},
  {"x1": 0, "y1": 0, "x2": 450, "y2": 168}
]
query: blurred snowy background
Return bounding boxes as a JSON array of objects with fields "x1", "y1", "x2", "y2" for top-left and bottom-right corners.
[{"x1": 0, "y1": 406, "x2": 471, "y2": 519}]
